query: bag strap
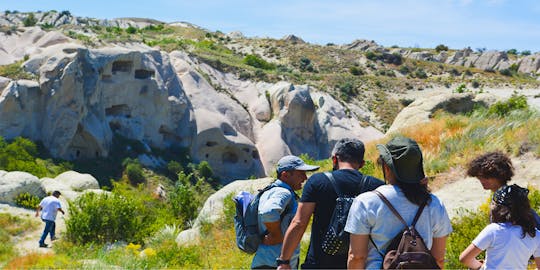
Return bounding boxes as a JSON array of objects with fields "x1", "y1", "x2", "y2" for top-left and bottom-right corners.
[
  {"x1": 324, "y1": 171, "x2": 367, "y2": 198},
  {"x1": 369, "y1": 190, "x2": 429, "y2": 258},
  {"x1": 373, "y1": 190, "x2": 427, "y2": 228}
]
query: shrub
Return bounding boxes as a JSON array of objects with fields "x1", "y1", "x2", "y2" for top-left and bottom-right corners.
[
  {"x1": 125, "y1": 26, "x2": 137, "y2": 34},
  {"x1": 23, "y1": 13, "x2": 37, "y2": 27},
  {"x1": 125, "y1": 162, "x2": 145, "y2": 185},
  {"x1": 435, "y1": 44, "x2": 449, "y2": 52},
  {"x1": 521, "y1": 50, "x2": 531, "y2": 56},
  {"x1": 14, "y1": 192, "x2": 41, "y2": 209},
  {"x1": 65, "y1": 191, "x2": 158, "y2": 244},
  {"x1": 197, "y1": 161, "x2": 214, "y2": 179},
  {"x1": 414, "y1": 68, "x2": 428, "y2": 79},
  {"x1": 243, "y1": 54, "x2": 275, "y2": 70},
  {"x1": 454, "y1": 83, "x2": 468, "y2": 93},
  {"x1": 299, "y1": 57, "x2": 314, "y2": 72},
  {"x1": 506, "y1": 48, "x2": 518, "y2": 55},
  {"x1": 399, "y1": 65, "x2": 410, "y2": 75},
  {"x1": 488, "y1": 93, "x2": 528, "y2": 117},
  {"x1": 499, "y1": 68, "x2": 512, "y2": 76},
  {"x1": 349, "y1": 66, "x2": 363, "y2": 76}
]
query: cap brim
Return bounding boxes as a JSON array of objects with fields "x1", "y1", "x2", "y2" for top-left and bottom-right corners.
[
  {"x1": 376, "y1": 144, "x2": 400, "y2": 180},
  {"x1": 295, "y1": 164, "x2": 320, "y2": 171}
]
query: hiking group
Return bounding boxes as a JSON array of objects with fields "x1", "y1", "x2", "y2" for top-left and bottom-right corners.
[{"x1": 234, "y1": 136, "x2": 540, "y2": 269}]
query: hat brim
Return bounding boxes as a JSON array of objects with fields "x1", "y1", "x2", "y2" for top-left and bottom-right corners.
[
  {"x1": 295, "y1": 164, "x2": 320, "y2": 171},
  {"x1": 376, "y1": 144, "x2": 398, "y2": 176}
]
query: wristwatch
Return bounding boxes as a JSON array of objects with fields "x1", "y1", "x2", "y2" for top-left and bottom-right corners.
[{"x1": 276, "y1": 258, "x2": 290, "y2": 266}]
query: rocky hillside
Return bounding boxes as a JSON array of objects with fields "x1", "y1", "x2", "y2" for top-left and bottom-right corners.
[{"x1": 1, "y1": 10, "x2": 539, "y2": 183}]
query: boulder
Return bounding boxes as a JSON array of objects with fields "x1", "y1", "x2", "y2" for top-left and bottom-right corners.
[
  {"x1": 387, "y1": 92, "x2": 497, "y2": 134},
  {"x1": 472, "y1": 50, "x2": 508, "y2": 71},
  {"x1": 177, "y1": 177, "x2": 274, "y2": 246},
  {"x1": 518, "y1": 53, "x2": 540, "y2": 74},
  {"x1": 0, "y1": 171, "x2": 46, "y2": 204},
  {"x1": 54, "y1": 171, "x2": 99, "y2": 190}
]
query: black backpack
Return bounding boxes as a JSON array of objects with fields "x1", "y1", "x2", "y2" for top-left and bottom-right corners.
[
  {"x1": 321, "y1": 172, "x2": 365, "y2": 256},
  {"x1": 372, "y1": 190, "x2": 439, "y2": 270}
]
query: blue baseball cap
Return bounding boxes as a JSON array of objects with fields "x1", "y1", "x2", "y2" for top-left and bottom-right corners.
[{"x1": 276, "y1": 155, "x2": 320, "y2": 174}]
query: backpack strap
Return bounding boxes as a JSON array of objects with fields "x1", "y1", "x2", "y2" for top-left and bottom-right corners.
[
  {"x1": 373, "y1": 190, "x2": 428, "y2": 228},
  {"x1": 324, "y1": 171, "x2": 367, "y2": 198}
]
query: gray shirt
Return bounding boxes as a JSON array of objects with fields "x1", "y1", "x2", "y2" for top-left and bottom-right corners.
[{"x1": 345, "y1": 185, "x2": 453, "y2": 269}]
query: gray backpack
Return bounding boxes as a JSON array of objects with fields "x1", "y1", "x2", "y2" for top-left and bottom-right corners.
[{"x1": 233, "y1": 183, "x2": 296, "y2": 254}]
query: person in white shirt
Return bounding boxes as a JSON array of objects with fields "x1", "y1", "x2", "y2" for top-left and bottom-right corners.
[
  {"x1": 35, "y1": 190, "x2": 64, "y2": 248},
  {"x1": 345, "y1": 136, "x2": 452, "y2": 269},
  {"x1": 460, "y1": 184, "x2": 540, "y2": 269}
]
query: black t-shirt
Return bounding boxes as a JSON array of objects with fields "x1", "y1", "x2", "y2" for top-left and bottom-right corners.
[{"x1": 300, "y1": 169, "x2": 384, "y2": 269}]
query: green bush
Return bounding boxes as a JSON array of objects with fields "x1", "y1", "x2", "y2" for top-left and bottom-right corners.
[
  {"x1": 446, "y1": 207, "x2": 489, "y2": 269},
  {"x1": 299, "y1": 57, "x2": 315, "y2": 72},
  {"x1": 454, "y1": 83, "x2": 468, "y2": 93},
  {"x1": 14, "y1": 192, "x2": 41, "y2": 209},
  {"x1": 66, "y1": 191, "x2": 159, "y2": 244},
  {"x1": 168, "y1": 172, "x2": 201, "y2": 228},
  {"x1": 126, "y1": 26, "x2": 137, "y2": 34},
  {"x1": 23, "y1": 13, "x2": 37, "y2": 27},
  {"x1": 435, "y1": 44, "x2": 449, "y2": 52},
  {"x1": 488, "y1": 93, "x2": 528, "y2": 117},
  {"x1": 243, "y1": 54, "x2": 275, "y2": 70},
  {"x1": 125, "y1": 161, "x2": 145, "y2": 185}
]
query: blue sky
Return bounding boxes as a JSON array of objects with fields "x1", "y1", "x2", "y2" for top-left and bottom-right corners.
[{"x1": 2, "y1": 0, "x2": 540, "y2": 52}]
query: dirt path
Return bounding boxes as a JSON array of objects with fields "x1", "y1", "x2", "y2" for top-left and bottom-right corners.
[{"x1": 0, "y1": 202, "x2": 67, "y2": 256}]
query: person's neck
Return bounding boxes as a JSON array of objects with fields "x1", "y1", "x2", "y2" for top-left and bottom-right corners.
[{"x1": 337, "y1": 161, "x2": 359, "y2": 170}]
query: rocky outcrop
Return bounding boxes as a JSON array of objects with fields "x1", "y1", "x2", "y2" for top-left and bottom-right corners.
[
  {"x1": 344, "y1": 39, "x2": 382, "y2": 52},
  {"x1": 1, "y1": 44, "x2": 195, "y2": 161},
  {"x1": 1, "y1": 26, "x2": 384, "y2": 182},
  {"x1": 0, "y1": 12, "x2": 161, "y2": 30},
  {"x1": 0, "y1": 171, "x2": 46, "y2": 204},
  {"x1": 518, "y1": 53, "x2": 540, "y2": 74},
  {"x1": 387, "y1": 92, "x2": 499, "y2": 134},
  {"x1": 0, "y1": 27, "x2": 72, "y2": 65},
  {"x1": 170, "y1": 51, "x2": 383, "y2": 178},
  {"x1": 282, "y1": 35, "x2": 305, "y2": 44}
]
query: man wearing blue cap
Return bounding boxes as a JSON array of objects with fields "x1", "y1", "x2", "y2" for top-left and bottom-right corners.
[
  {"x1": 251, "y1": 155, "x2": 319, "y2": 269},
  {"x1": 278, "y1": 138, "x2": 384, "y2": 269}
]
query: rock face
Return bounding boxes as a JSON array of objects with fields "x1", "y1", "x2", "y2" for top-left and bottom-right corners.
[
  {"x1": 387, "y1": 92, "x2": 498, "y2": 134},
  {"x1": 0, "y1": 27, "x2": 384, "y2": 182},
  {"x1": 0, "y1": 171, "x2": 46, "y2": 204},
  {"x1": 1, "y1": 43, "x2": 194, "y2": 161}
]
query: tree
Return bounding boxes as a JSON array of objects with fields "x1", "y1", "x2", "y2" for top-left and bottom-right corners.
[{"x1": 435, "y1": 44, "x2": 449, "y2": 52}]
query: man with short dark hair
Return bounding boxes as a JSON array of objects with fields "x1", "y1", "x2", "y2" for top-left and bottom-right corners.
[
  {"x1": 36, "y1": 190, "x2": 64, "y2": 248},
  {"x1": 252, "y1": 155, "x2": 319, "y2": 269},
  {"x1": 278, "y1": 138, "x2": 384, "y2": 269}
]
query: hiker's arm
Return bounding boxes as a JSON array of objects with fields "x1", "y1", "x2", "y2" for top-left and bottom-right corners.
[
  {"x1": 348, "y1": 234, "x2": 368, "y2": 269},
  {"x1": 35, "y1": 205, "x2": 42, "y2": 217},
  {"x1": 278, "y1": 202, "x2": 315, "y2": 268},
  {"x1": 263, "y1": 220, "x2": 283, "y2": 245},
  {"x1": 58, "y1": 208, "x2": 65, "y2": 215},
  {"x1": 431, "y1": 236, "x2": 448, "y2": 269},
  {"x1": 459, "y1": 243, "x2": 483, "y2": 270},
  {"x1": 535, "y1": 257, "x2": 540, "y2": 269}
]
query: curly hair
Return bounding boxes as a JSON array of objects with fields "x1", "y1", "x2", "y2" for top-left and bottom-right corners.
[{"x1": 467, "y1": 151, "x2": 514, "y2": 183}]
